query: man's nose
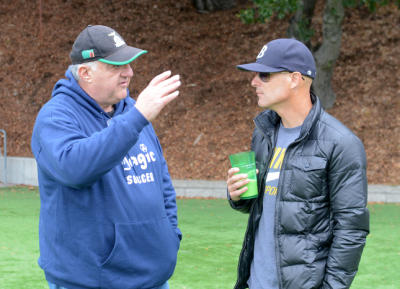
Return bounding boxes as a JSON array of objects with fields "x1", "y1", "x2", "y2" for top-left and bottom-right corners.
[
  {"x1": 251, "y1": 74, "x2": 259, "y2": 87},
  {"x1": 122, "y1": 64, "x2": 134, "y2": 77}
]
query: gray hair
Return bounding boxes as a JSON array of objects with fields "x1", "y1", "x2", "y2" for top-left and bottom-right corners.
[{"x1": 68, "y1": 61, "x2": 98, "y2": 81}]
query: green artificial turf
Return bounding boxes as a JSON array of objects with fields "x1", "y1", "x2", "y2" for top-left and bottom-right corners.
[
  {"x1": 0, "y1": 187, "x2": 399, "y2": 289},
  {"x1": 0, "y1": 187, "x2": 47, "y2": 289},
  {"x1": 169, "y1": 198, "x2": 247, "y2": 289},
  {"x1": 350, "y1": 203, "x2": 400, "y2": 289}
]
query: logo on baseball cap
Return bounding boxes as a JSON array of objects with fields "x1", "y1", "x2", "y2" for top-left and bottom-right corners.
[
  {"x1": 70, "y1": 25, "x2": 147, "y2": 65},
  {"x1": 237, "y1": 38, "x2": 316, "y2": 79}
]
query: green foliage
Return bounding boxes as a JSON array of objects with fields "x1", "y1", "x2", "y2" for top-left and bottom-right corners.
[
  {"x1": 240, "y1": 0, "x2": 299, "y2": 23},
  {"x1": 239, "y1": 7, "x2": 256, "y2": 23},
  {"x1": 295, "y1": 18, "x2": 314, "y2": 43},
  {"x1": 240, "y1": 0, "x2": 397, "y2": 24},
  {"x1": 343, "y1": 0, "x2": 390, "y2": 12}
]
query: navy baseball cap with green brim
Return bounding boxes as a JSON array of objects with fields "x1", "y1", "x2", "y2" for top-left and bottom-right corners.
[
  {"x1": 237, "y1": 38, "x2": 316, "y2": 79},
  {"x1": 70, "y1": 25, "x2": 147, "y2": 65}
]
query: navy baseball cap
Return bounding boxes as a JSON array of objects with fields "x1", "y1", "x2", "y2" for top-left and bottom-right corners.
[
  {"x1": 237, "y1": 38, "x2": 316, "y2": 79},
  {"x1": 70, "y1": 25, "x2": 147, "y2": 65}
]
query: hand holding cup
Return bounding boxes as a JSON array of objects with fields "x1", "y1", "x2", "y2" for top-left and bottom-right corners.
[
  {"x1": 227, "y1": 151, "x2": 258, "y2": 201},
  {"x1": 227, "y1": 167, "x2": 251, "y2": 201}
]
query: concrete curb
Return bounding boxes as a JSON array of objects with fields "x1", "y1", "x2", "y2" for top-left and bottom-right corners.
[
  {"x1": 367, "y1": 184, "x2": 400, "y2": 203},
  {"x1": 1, "y1": 157, "x2": 399, "y2": 202},
  {"x1": 172, "y1": 180, "x2": 400, "y2": 203},
  {"x1": 173, "y1": 180, "x2": 228, "y2": 199}
]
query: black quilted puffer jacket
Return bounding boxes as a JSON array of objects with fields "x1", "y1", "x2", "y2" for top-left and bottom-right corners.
[{"x1": 229, "y1": 94, "x2": 369, "y2": 289}]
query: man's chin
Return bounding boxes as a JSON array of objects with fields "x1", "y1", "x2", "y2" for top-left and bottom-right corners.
[
  {"x1": 258, "y1": 101, "x2": 269, "y2": 109},
  {"x1": 118, "y1": 90, "x2": 128, "y2": 99}
]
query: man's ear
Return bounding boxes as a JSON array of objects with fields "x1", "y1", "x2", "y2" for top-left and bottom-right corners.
[
  {"x1": 78, "y1": 65, "x2": 92, "y2": 83},
  {"x1": 290, "y1": 72, "x2": 303, "y2": 89}
]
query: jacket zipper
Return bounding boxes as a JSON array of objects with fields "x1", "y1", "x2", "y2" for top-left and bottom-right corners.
[{"x1": 274, "y1": 130, "x2": 310, "y2": 289}]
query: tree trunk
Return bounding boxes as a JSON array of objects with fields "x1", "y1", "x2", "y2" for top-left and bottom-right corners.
[
  {"x1": 287, "y1": 0, "x2": 344, "y2": 109},
  {"x1": 313, "y1": 0, "x2": 344, "y2": 109},
  {"x1": 193, "y1": 0, "x2": 236, "y2": 12},
  {"x1": 287, "y1": 0, "x2": 318, "y2": 48}
]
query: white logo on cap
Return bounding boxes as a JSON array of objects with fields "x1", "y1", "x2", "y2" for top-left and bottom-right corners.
[
  {"x1": 257, "y1": 45, "x2": 268, "y2": 59},
  {"x1": 108, "y1": 31, "x2": 125, "y2": 47},
  {"x1": 307, "y1": 70, "x2": 312, "y2": 76}
]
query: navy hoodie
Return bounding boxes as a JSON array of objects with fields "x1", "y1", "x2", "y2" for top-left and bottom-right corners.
[{"x1": 31, "y1": 70, "x2": 181, "y2": 289}]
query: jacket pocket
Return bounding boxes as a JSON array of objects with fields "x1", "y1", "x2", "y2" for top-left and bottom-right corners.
[
  {"x1": 100, "y1": 216, "x2": 180, "y2": 289},
  {"x1": 288, "y1": 156, "x2": 328, "y2": 200},
  {"x1": 291, "y1": 156, "x2": 327, "y2": 171}
]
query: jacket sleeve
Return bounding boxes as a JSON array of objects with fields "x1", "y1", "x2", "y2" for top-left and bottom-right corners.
[
  {"x1": 32, "y1": 104, "x2": 149, "y2": 188},
  {"x1": 322, "y1": 134, "x2": 369, "y2": 289},
  {"x1": 228, "y1": 192, "x2": 255, "y2": 214},
  {"x1": 154, "y1": 132, "x2": 182, "y2": 240}
]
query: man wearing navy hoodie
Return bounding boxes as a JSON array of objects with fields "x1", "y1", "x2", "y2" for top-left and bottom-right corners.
[{"x1": 31, "y1": 25, "x2": 182, "y2": 289}]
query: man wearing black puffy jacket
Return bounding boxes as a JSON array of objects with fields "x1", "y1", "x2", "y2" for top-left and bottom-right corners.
[{"x1": 227, "y1": 38, "x2": 369, "y2": 289}]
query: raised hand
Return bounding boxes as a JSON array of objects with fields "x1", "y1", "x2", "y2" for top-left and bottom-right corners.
[{"x1": 135, "y1": 70, "x2": 181, "y2": 121}]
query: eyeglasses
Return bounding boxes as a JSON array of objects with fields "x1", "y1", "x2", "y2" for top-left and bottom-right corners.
[
  {"x1": 258, "y1": 72, "x2": 272, "y2": 82},
  {"x1": 258, "y1": 71, "x2": 305, "y2": 82}
]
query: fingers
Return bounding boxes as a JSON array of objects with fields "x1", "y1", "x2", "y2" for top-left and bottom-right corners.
[
  {"x1": 227, "y1": 168, "x2": 247, "y2": 183},
  {"x1": 229, "y1": 178, "x2": 250, "y2": 191},
  {"x1": 161, "y1": 90, "x2": 180, "y2": 106},
  {"x1": 149, "y1": 70, "x2": 172, "y2": 85},
  {"x1": 158, "y1": 74, "x2": 180, "y2": 88},
  {"x1": 158, "y1": 78, "x2": 181, "y2": 97},
  {"x1": 227, "y1": 175, "x2": 249, "y2": 190},
  {"x1": 146, "y1": 72, "x2": 181, "y2": 99},
  {"x1": 227, "y1": 167, "x2": 250, "y2": 201},
  {"x1": 227, "y1": 168, "x2": 246, "y2": 186},
  {"x1": 227, "y1": 167, "x2": 240, "y2": 180},
  {"x1": 230, "y1": 186, "x2": 248, "y2": 201},
  {"x1": 135, "y1": 70, "x2": 181, "y2": 121}
]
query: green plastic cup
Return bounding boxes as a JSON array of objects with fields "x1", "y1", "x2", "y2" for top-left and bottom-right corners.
[{"x1": 229, "y1": 151, "x2": 258, "y2": 199}]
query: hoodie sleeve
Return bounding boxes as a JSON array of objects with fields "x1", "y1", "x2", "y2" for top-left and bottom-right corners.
[{"x1": 31, "y1": 103, "x2": 149, "y2": 188}]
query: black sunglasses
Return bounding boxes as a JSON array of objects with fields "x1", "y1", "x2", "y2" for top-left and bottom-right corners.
[
  {"x1": 258, "y1": 71, "x2": 305, "y2": 82},
  {"x1": 258, "y1": 72, "x2": 274, "y2": 82}
]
